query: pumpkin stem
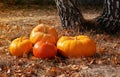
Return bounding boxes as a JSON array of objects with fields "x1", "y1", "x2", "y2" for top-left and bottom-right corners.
[
  {"x1": 20, "y1": 37, "x2": 22, "y2": 42},
  {"x1": 75, "y1": 37, "x2": 77, "y2": 40},
  {"x1": 44, "y1": 27, "x2": 48, "y2": 34}
]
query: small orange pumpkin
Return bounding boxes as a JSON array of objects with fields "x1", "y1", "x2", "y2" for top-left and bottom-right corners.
[
  {"x1": 9, "y1": 36, "x2": 32, "y2": 57},
  {"x1": 57, "y1": 35, "x2": 96, "y2": 58},
  {"x1": 30, "y1": 24, "x2": 58, "y2": 44},
  {"x1": 33, "y1": 40, "x2": 57, "y2": 58}
]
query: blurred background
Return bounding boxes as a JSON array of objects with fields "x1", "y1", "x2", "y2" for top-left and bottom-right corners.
[{"x1": 0, "y1": 0, "x2": 104, "y2": 7}]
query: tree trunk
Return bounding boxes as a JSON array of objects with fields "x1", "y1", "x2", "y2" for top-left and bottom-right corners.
[
  {"x1": 55, "y1": 0, "x2": 85, "y2": 30},
  {"x1": 96, "y1": 0, "x2": 120, "y2": 33},
  {"x1": 55, "y1": 0, "x2": 120, "y2": 34}
]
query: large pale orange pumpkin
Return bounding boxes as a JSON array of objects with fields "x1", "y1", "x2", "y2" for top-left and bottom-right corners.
[
  {"x1": 9, "y1": 36, "x2": 32, "y2": 57},
  {"x1": 30, "y1": 24, "x2": 58, "y2": 44},
  {"x1": 57, "y1": 35, "x2": 96, "y2": 58}
]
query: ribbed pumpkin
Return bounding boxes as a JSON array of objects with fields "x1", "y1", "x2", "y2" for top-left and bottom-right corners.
[
  {"x1": 30, "y1": 24, "x2": 58, "y2": 44},
  {"x1": 33, "y1": 40, "x2": 57, "y2": 58},
  {"x1": 9, "y1": 36, "x2": 32, "y2": 57},
  {"x1": 57, "y1": 35, "x2": 96, "y2": 58}
]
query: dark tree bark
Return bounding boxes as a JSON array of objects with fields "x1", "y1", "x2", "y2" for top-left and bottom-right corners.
[
  {"x1": 55, "y1": 0, "x2": 120, "y2": 34},
  {"x1": 55, "y1": 0, "x2": 85, "y2": 30},
  {"x1": 96, "y1": 0, "x2": 120, "y2": 33}
]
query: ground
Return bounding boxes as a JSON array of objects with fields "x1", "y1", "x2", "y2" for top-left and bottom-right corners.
[{"x1": 0, "y1": 5, "x2": 120, "y2": 77}]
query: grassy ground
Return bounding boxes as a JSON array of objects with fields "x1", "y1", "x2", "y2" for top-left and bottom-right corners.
[{"x1": 0, "y1": 5, "x2": 120, "y2": 77}]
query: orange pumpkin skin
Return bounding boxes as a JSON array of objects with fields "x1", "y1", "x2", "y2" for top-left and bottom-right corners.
[
  {"x1": 33, "y1": 41, "x2": 57, "y2": 58},
  {"x1": 9, "y1": 37, "x2": 32, "y2": 57},
  {"x1": 57, "y1": 35, "x2": 96, "y2": 58},
  {"x1": 30, "y1": 24, "x2": 58, "y2": 44}
]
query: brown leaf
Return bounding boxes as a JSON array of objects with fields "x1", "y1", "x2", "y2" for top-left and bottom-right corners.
[
  {"x1": 89, "y1": 59, "x2": 95, "y2": 64},
  {"x1": 1, "y1": 73, "x2": 8, "y2": 77},
  {"x1": 112, "y1": 57, "x2": 118, "y2": 65},
  {"x1": 81, "y1": 65, "x2": 88, "y2": 70},
  {"x1": 97, "y1": 48, "x2": 106, "y2": 55},
  {"x1": 50, "y1": 67, "x2": 57, "y2": 73},
  {"x1": 70, "y1": 65, "x2": 80, "y2": 71},
  {"x1": 30, "y1": 56, "x2": 37, "y2": 61}
]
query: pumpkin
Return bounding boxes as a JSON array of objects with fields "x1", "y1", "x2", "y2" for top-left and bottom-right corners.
[
  {"x1": 9, "y1": 36, "x2": 32, "y2": 57},
  {"x1": 30, "y1": 24, "x2": 58, "y2": 44},
  {"x1": 33, "y1": 40, "x2": 57, "y2": 58},
  {"x1": 57, "y1": 35, "x2": 96, "y2": 58}
]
